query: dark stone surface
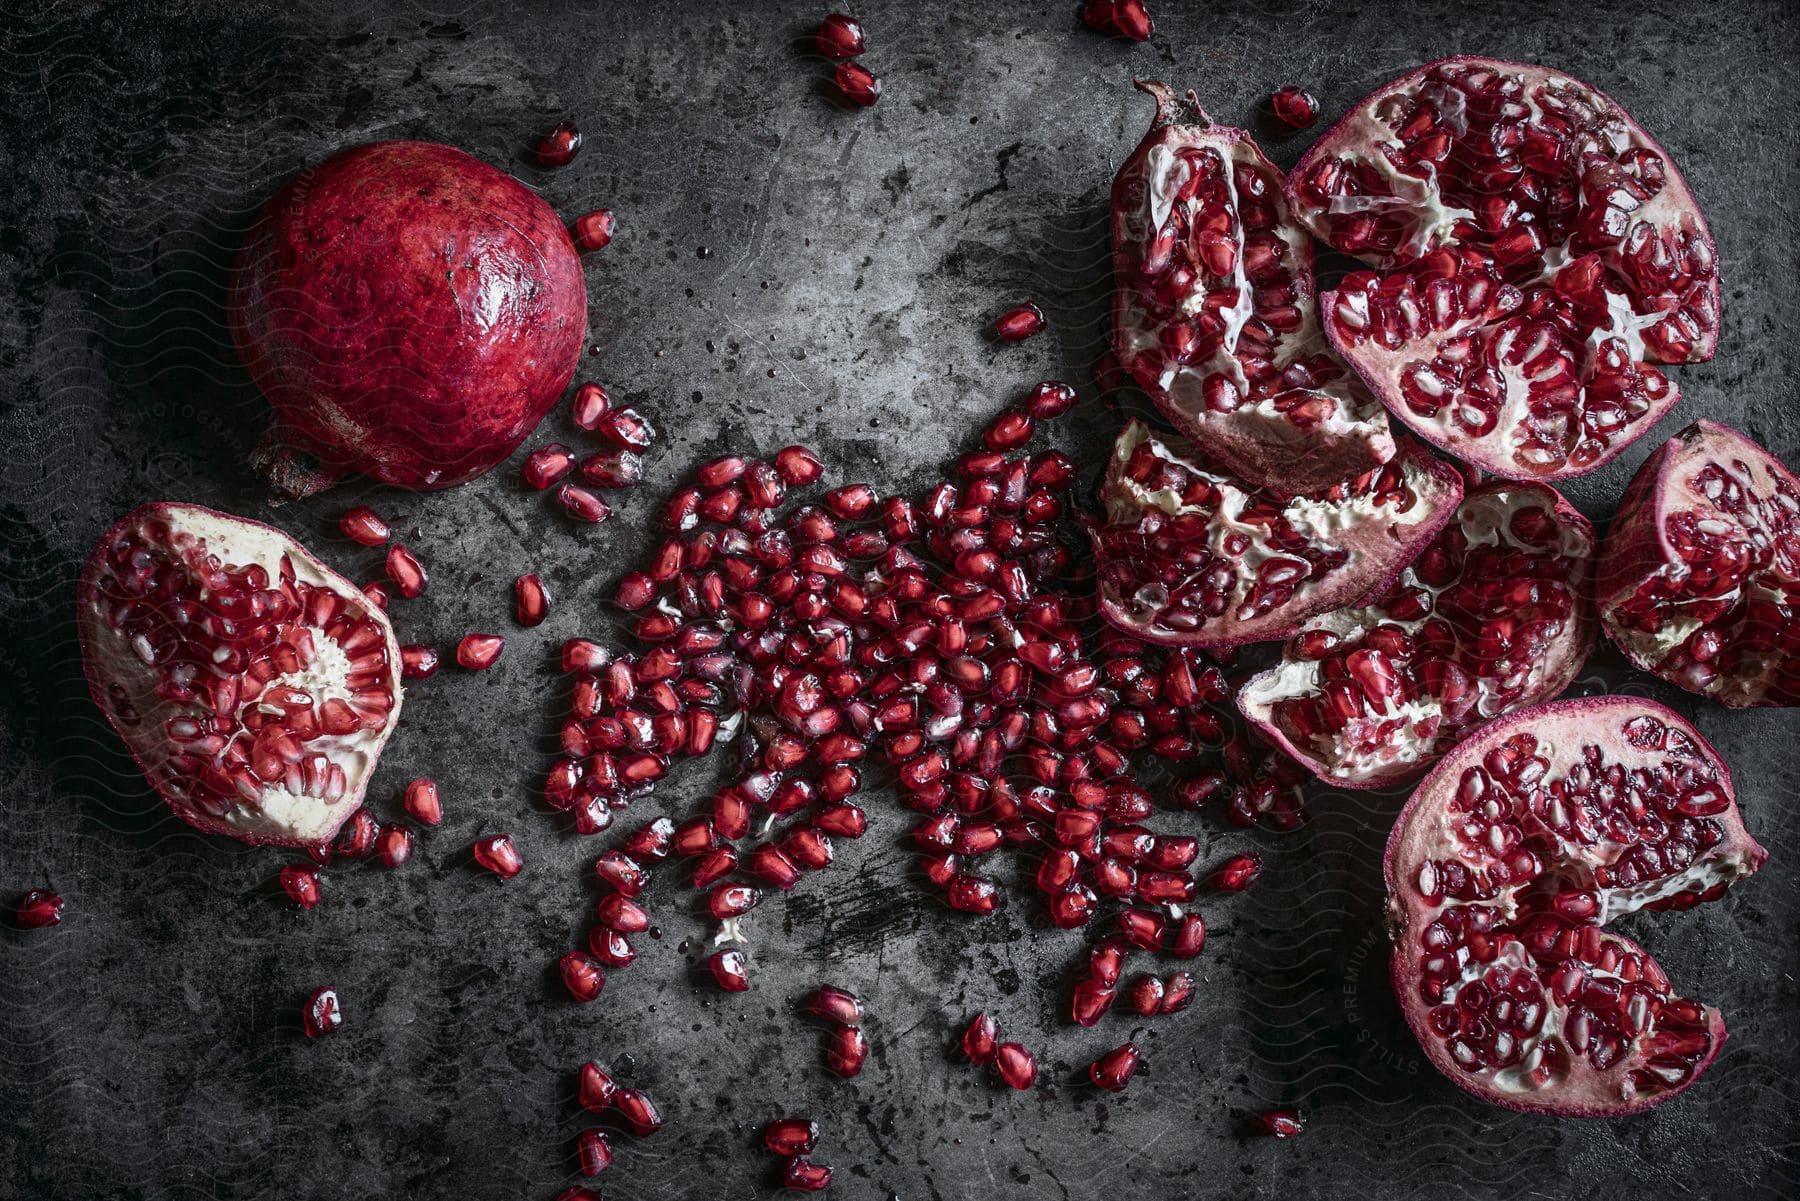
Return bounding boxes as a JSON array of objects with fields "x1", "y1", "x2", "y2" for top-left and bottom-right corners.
[{"x1": 2, "y1": 2, "x2": 1796, "y2": 1198}]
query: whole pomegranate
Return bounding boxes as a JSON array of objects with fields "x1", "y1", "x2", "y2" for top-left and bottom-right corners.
[
  {"x1": 229, "y1": 141, "x2": 587, "y2": 496},
  {"x1": 77, "y1": 503, "x2": 404, "y2": 845}
]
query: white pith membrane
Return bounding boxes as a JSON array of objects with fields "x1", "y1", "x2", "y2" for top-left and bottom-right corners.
[
  {"x1": 1111, "y1": 83, "x2": 1394, "y2": 496},
  {"x1": 1289, "y1": 58, "x2": 1720, "y2": 480},
  {"x1": 80, "y1": 504, "x2": 402, "y2": 844},
  {"x1": 1091, "y1": 419, "x2": 1460, "y2": 647},
  {"x1": 1601, "y1": 422, "x2": 1800, "y2": 707},
  {"x1": 1239, "y1": 482, "x2": 1596, "y2": 786},
  {"x1": 1385, "y1": 697, "x2": 1766, "y2": 1113}
]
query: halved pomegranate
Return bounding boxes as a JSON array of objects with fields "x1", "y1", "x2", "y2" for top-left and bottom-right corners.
[
  {"x1": 1112, "y1": 81, "x2": 1395, "y2": 496},
  {"x1": 1091, "y1": 419, "x2": 1463, "y2": 647},
  {"x1": 1240, "y1": 481, "x2": 1597, "y2": 787},
  {"x1": 1288, "y1": 58, "x2": 1719, "y2": 480},
  {"x1": 1597, "y1": 420, "x2": 1800, "y2": 707},
  {"x1": 1385, "y1": 696, "x2": 1765, "y2": 1115},
  {"x1": 77, "y1": 503, "x2": 403, "y2": 846}
]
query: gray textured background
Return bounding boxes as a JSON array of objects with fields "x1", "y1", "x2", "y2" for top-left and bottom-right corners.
[{"x1": 2, "y1": 1, "x2": 1797, "y2": 1198}]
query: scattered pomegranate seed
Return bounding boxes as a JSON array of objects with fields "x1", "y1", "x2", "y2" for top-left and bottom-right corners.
[
  {"x1": 339, "y1": 506, "x2": 390, "y2": 546},
  {"x1": 597, "y1": 406, "x2": 657, "y2": 452},
  {"x1": 962, "y1": 1012, "x2": 1000, "y2": 1065},
  {"x1": 1170, "y1": 912, "x2": 1205, "y2": 958},
  {"x1": 1082, "y1": 0, "x2": 1153, "y2": 40},
  {"x1": 596, "y1": 893, "x2": 651, "y2": 933},
  {"x1": 580, "y1": 449, "x2": 642, "y2": 488},
  {"x1": 301, "y1": 985, "x2": 342, "y2": 1038},
  {"x1": 473, "y1": 834, "x2": 523, "y2": 878},
  {"x1": 385, "y1": 544, "x2": 427, "y2": 598},
  {"x1": 613, "y1": 1087, "x2": 662, "y2": 1136},
  {"x1": 826, "y1": 1024, "x2": 869, "y2": 1078},
  {"x1": 815, "y1": 12, "x2": 865, "y2": 57},
  {"x1": 536, "y1": 120, "x2": 581, "y2": 167},
  {"x1": 399, "y1": 779, "x2": 441, "y2": 827},
  {"x1": 622, "y1": 816, "x2": 674, "y2": 861},
  {"x1": 1071, "y1": 975, "x2": 1117, "y2": 1027},
  {"x1": 810, "y1": 985, "x2": 863, "y2": 1026},
  {"x1": 1213, "y1": 852, "x2": 1264, "y2": 891},
  {"x1": 765, "y1": 1116, "x2": 819, "y2": 1157},
  {"x1": 561, "y1": 951, "x2": 606, "y2": 1002},
  {"x1": 524, "y1": 443, "x2": 577, "y2": 490},
  {"x1": 994, "y1": 1042, "x2": 1036, "y2": 1089},
  {"x1": 361, "y1": 580, "x2": 390, "y2": 609},
  {"x1": 576, "y1": 1126, "x2": 613, "y2": 1175},
  {"x1": 572, "y1": 382, "x2": 612, "y2": 430},
  {"x1": 784, "y1": 1159, "x2": 833, "y2": 1191},
  {"x1": 14, "y1": 888, "x2": 64, "y2": 929},
  {"x1": 1159, "y1": 970, "x2": 1196, "y2": 1014},
  {"x1": 556, "y1": 1189, "x2": 601, "y2": 1201},
  {"x1": 1126, "y1": 974, "x2": 1164, "y2": 1016},
  {"x1": 578, "y1": 1061, "x2": 618, "y2": 1112},
  {"x1": 457, "y1": 633, "x2": 505, "y2": 670},
  {"x1": 573, "y1": 209, "x2": 616, "y2": 252},
  {"x1": 982, "y1": 410, "x2": 1035, "y2": 451},
  {"x1": 1026, "y1": 380, "x2": 1078, "y2": 419},
  {"x1": 1090, "y1": 1042, "x2": 1140, "y2": 1091},
  {"x1": 278, "y1": 866, "x2": 321, "y2": 910},
  {"x1": 1269, "y1": 86, "x2": 1319, "y2": 129},
  {"x1": 947, "y1": 873, "x2": 1004, "y2": 914},
  {"x1": 709, "y1": 948, "x2": 750, "y2": 992},
  {"x1": 1260, "y1": 1108, "x2": 1304, "y2": 1138},
  {"x1": 709, "y1": 882, "x2": 761, "y2": 920},
  {"x1": 335, "y1": 808, "x2": 378, "y2": 858},
  {"x1": 775, "y1": 445, "x2": 824, "y2": 485},
  {"x1": 834, "y1": 61, "x2": 881, "y2": 107},
  {"x1": 558, "y1": 483, "x2": 613, "y2": 523},
  {"x1": 993, "y1": 302, "x2": 1045, "y2": 342},
  {"x1": 400, "y1": 644, "x2": 440, "y2": 678},
  {"x1": 594, "y1": 849, "x2": 650, "y2": 896},
  {"x1": 515, "y1": 573, "x2": 550, "y2": 626},
  {"x1": 376, "y1": 823, "x2": 413, "y2": 867}
]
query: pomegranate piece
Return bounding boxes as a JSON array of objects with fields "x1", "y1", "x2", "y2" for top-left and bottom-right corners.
[
  {"x1": 376, "y1": 822, "x2": 413, "y2": 867},
  {"x1": 1111, "y1": 82, "x2": 1394, "y2": 495},
  {"x1": 765, "y1": 1116, "x2": 819, "y2": 1157},
  {"x1": 1597, "y1": 421, "x2": 1800, "y2": 707},
  {"x1": 1091, "y1": 420, "x2": 1462, "y2": 648},
  {"x1": 993, "y1": 302, "x2": 1045, "y2": 343},
  {"x1": 16, "y1": 888, "x2": 65, "y2": 928},
  {"x1": 708, "y1": 948, "x2": 750, "y2": 992},
  {"x1": 962, "y1": 1012, "x2": 1000, "y2": 1064},
  {"x1": 833, "y1": 61, "x2": 881, "y2": 107},
  {"x1": 576, "y1": 1127, "x2": 612, "y2": 1176},
  {"x1": 1289, "y1": 58, "x2": 1718, "y2": 480},
  {"x1": 573, "y1": 209, "x2": 615, "y2": 252},
  {"x1": 826, "y1": 1024, "x2": 869, "y2": 1078},
  {"x1": 385, "y1": 544, "x2": 428, "y2": 598},
  {"x1": 229, "y1": 142, "x2": 585, "y2": 496},
  {"x1": 1260, "y1": 1109, "x2": 1304, "y2": 1138},
  {"x1": 278, "y1": 866, "x2": 321, "y2": 910},
  {"x1": 815, "y1": 12, "x2": 865, "y2": 57},
  {"x1": 811, "y1": 985, "x2": 864, "y2": 1027},
  {"x1": 784, "y1": 1159, "x2": 833, "y2": 1191},
  {"x1": 558, "y1": 484, "x2": 613, "y2": 523},
  {"x1": 1268, "y1": 86, "x2": 1318, "y2": 129},
  {"x1": 400, "y1": 644, "x2": 439, "y2": 678},
  {"x1": 473, "y1": 834, "x2": 523, "y2": 878},
  {"x1": 76, "y1": 503, "x2": 405, "y2": 846},
  {"x1": 524, "y1": 443, "x2": 577, "y2": 490},
  {"x1": 1386, "y1": 696, "x2": 1766, "y2": 1115},
  {"x1": 301, "y1": 985, "x2": 342, "y2": 1037},
  {"x1": 514, "y1": 573, "x2": 551, "y2": 627},
  {"x1": 457, "y1": 634, "x2": 505, "y2": 670},
  {"x1": 578, "y1": 1062, "x2": 617, "y2": 1112},
  {"x1": 612, "y1": 1087, "x2": 662, "y2": 1136},
  {"x1": 1090, "y1": 1042, "x2": 1140, "y2": 1091},
  {"x1": 339, "y1": 506, "x2": 390, "y2": 547},
  {"x1": 561, "y1": 951, "x2": 606, "y2": 1002},
  {"x1": 1240, "y1": 481, "x2": 1599, "y2": 787},
  {"x1": 536, "y1": 121, "x2": 582, "y2": 167},
  {"x1": 994, "y1": 1042, "x2": 1037, "y2": 1089}
]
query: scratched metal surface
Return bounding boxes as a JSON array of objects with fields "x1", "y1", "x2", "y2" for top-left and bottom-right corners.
[{"x1": 1, "y1": 1, "x2": 1796, "y2": 1198}]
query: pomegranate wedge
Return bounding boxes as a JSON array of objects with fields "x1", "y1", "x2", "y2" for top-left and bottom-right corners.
[
  {"x1": 1288, "y1": 57, "x2": 1718, "y2": 480},
  {"x1": 1112, "y1": 81, "x2": 1395, "y2": 496},
  {"x1": 77, "y1": 502, "x2": 404, "y2": 846},
  {"x1": 1091, "y1": 419, "x2": 1463, "y2": 648},
  {"x1": 1598, "y1": 420, "x2": 1800, "y2": 707},
  {"x1": 1385, "y1": 696, "x2": 1765, "y2": 1116},
  {"x1": 1241, "y1": 481, "x2": 1597, "y2": 787}
]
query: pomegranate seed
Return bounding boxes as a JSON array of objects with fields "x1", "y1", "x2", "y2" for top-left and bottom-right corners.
[
  {"x1": 947, "y1": 874, "x2": 1003, "y2": 914},
  {"x1": 613, "y1": 1087, "x2": 662, "y2": 1136},
  {"x1": 709, "y1": 948, "x2": 750, "y2": 992},
  {"x1": 1160, "y1": 971, "x2": 1196, "y2": 1013},
  {"x1": 594, "y1": 850, "x2": 651, "y2": 896},
  {"x1": 572, "y1": 382, "x2": 612, "y2": 430},
  {"x1": 589, "y1": 927, "x2": 636, "y2": 967},
  {"x1": 563, "y1": 638, "x2": 611, "y2": 673},
  {"x1": 1213, "y1": 852, "x2": 1264, "y2": 891},
  {"x1": 335, "y1": 808, "x2": 378, "y2": 858},
  {"x1": 784, "y1": 1160, "x2": 833, "y2": 1191},
  {"x1": 561, "y1": 951, "x2": 606, "y2": 1002},
  {"x1": 573, "y1": 209, "x2": 616, "y2": 252},
  {"x1": 709, "y1": 883, "x2": 761, "y2": 920},
  {"x1": 524, "y1": 443, "x2": 577, "y2": 490},
  {"x1": 580, "y1": 450, "x2": 642, "y2": 488},
  {"x1": 536, "y1": 120, "x2": 581, "y2": 167},
  {"x1": 982, "y1": 409, "x2": 1035, "y2": 451},
  {"x1": 765, "y1": 1116, "x2": 819, "y2": 1157},
  {"x1": 376, "y1": 823, "x2": 413, "y2": 867},
  {"x1": 963, "y1": 1012, "x2": 1000, "y2": 1064},
  {"x1": 578, "y1": 1061, "x2": 618, "y2": 1111},
  {"x1": 598, "y1": 406, "x2": 657, "y2": 452},
  {"x1": 301, "y1": 985, "x2": 342, "y2": 1037},
  {"x1": 1089, "y1": 1042, "x2": 1140, "y2": 1092},
  {"x1": 557, "y1": 1189, "x2": 601, "y2": 1201},
  {"x1": 1269, "y1": 86, "x2": 1319, "y2": 129},
  {"x1": 696, "y1": 455, "x2": 747, "y2": 488},
  {"x1": 1026, "y1": 380, "x2": 1078, "y2": 419},
  {"x1": 622, "y1": 816, "x2": 675, "y2": 861},
  {"x1": 815, "y1": 12, "x2": 865, "y2": 57},
  {"x1": 826, "y1": 1023, "x2": 869, "y2": 1077},
  {"x1": 1071, "y1": 975, "x2": 1116, "y2": 1027},
  {"x1": 513, "y1": 573, "x2": 551, "y2": 627},
  {"x1": 994, "y1": 1042, "x2": 1036, "y2": 1089},
  {"x1": 385, "y1": 544, "x2": 428, "y2": 598},
  {"x1": 833, "y1": 60, "x2": 881, "y2": 107},
  {"x1": 339, "y1": 506, "x2": 390, "y2": 546},
  {"x1": 596, "y1": 893, "x2": 651, "y2": 933},
  {"x1": 811, "y1": 985, "x2": 864, "y2": 1027},
  {"x1": 362, "y1": 580, "x2": 390, "y2": 609},
  {"x1": 1127, "y1": 974, "x2": 1164, "y2": 1016},
  {"x1": 473, "y1": 834, "x2": 523, "y2": 878},
  {"x1": 825, "y1": 483, "x2": 878, "y2": 519},
  {"x1": 1118, "y1": 906, "x2": 1165, "y2": 951},
  {"x1": 614, "y1": 571, "x2": 656, "y2": 610},
  {"x1": 1085, "y1": 0, "x2": 1153, "y2": 40},
  {"x1": 747, "y1": 843, "x2": 803, "y2": 889},
  {"x1": 1170, "y1": 912, "x2": 1206, "y2": 958},
  {"x1": 576, "y1": 1127, "x2": 613, "y2": 1175},
  {"x1": 814, "y1": 802, "x2": 866, "y2": 838},
  {"x1": 775, "y1": 445, "x2": 825, "y2": 485},
  {"x1": 1261, "y1": 1109, "x2": 1304, "y2": 1138},
  {"x1": 400, "y1": 644, "x2": 439, "y2": 678},
  {"x1": 573, "y1": 796, "x2": 613, "y2": 836},
  {"x1": 457, "y1": 634, "x2": 505, "y2": 669},
  {"x1": 993, "y1": 302, "x2": 1045, "y2": 342},
  {"x1": 558, "y1": 483, "x2": 613, "y2": 523},
  {"x1": 278, "y1": 867, "x2": 321, "y2": 910}
]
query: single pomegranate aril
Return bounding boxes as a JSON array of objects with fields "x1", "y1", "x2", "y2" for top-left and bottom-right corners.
[
  {"x1": 709, "y1": 948, "x2": 750, "y2": 992},
  {"x1": 401, "y1": 644, "x2": 440, "y2": 678},
  {"x1": 1170, "y1": 913, "x2": 1205, "y2": 958},
  {"x1": 514, "y1": 573, "x2": 550, "y2": 627},
  {"x1": 1159, "y1": 971, "x2": 1196, "y2": 1013},
  {"x1": 834, "y1": 61, "x2": 881, "y2": 107},
  {"x1": 766, "y1": 1117, "x2": 819, "y2": 1159},
  {"x1": 816, "y1": 12, "x2": 865, "y2": 58},
  {"x1": 578, "y1": 1061, "x2": 618, "y2": 1112},
  {"x1": 1090, "y1": 1042, "x2": 1140, "y2": 1091},
  {"x1": 784, "y1": 1159, "x2": 833, "y2": 1191},
  {"x1": 278, "y1": 867, "x2": 321, "y2": 910},
  {"x1": 473, "y1": 834, "x2": 523, "y2": 878},
  {"x1": 457, "y1": 634, "x2": 505, "y2": 670},
  {"x1": 576, "y1": 1127, "x2": 613, "y2": 1175},
  {"x1": 376, "y1": 823, "x2": 413, "y2": 867},
  {"x1": 622, "y1": 816, "x2": 675, "y2": 861},
  {"x1": 339, "y1": 506, "x2": 390, "y2": 547},
  {"x1": 947, "y1": 874, "x2": 1003, "y2": 914},
  {"x1": 1127, "y1": 974, "x2": 1164, "y2": 1016},
  {"x1": 573, "y1": 209, "x2": 615, "y2": 252},
  {"x1": 827, "y1": 1024, "x2": 869, "y2": 1078},
  {"x1": 561, "y1": 951, "x2": 606, "y2": 1002},
  {"x1": 536, "y1": 121, "x2": 581, "y2": 167},
  {"x1": 597, "y1": 406, "x2": 657, "y2": 453},
  {"x1": 613, "y1": 1087, "x2": 663, "y2": 1136},
  {"x1": 558, "y1": 484, "x2": 613, "y2": 523},
  {"x1": 775, "y1": 445, "x2": 825, "y2": 485},
  {"x1": 1212, "y1": 853, "x2": 1263, "y2": 892},
  {"x1": 572, "y1": 382, "x2": 611, "y2": 430},
  {"x1": 402, "y1": 778, "x2": 442, "y2": 826},
  {"x1": 963, "y1": 1012, "x2": 1000, "y2": 1064},
  {"x1": 563, "y1": 638, "x2": 612, "y2": 673},
  {"x1": 1269, "y1": 86, "x2": 1318, "y2": 129},
  {"x1": 556, "y1": 1189, "x2": 601, "y2": 1201},
  {"x1": 994, "y1": 1042, "x2": 1037, "y2": 1089},
  {"x1": 1071, "y1": 976, "x2": 1117, "y2": 1027},
  {"x1": 590, "y1": 927, "x2": 636, "y2": 967},
  {"x1": 581, "y1": 450, "x2": 642, "y2": 489},
  {"x1": 597, "y1": 893, "x2": 651, "y2": 934},
  {"x1": 994, "y1": 302, "x2": 1045, "y2": 343},
  {"x1": 524, "y1": 443, "x2": 577, "y2": 490},
  {"x1": 302, "y1": 986, "x2": 342, "y2": 1038},
  {"x1": 385, "y1": 543, "x2": 428, "y2": 598},
  {"x1": 337, "y1": 808, "x2": 378, "y2": 858},
  {"x1": 811, "y1": 985, "x2": 864, "y2": 1027},
  {"x1": 1260, "y1": 1109, "x2": 1304, "y2": 1138},
  {"x1": 1026, "y1": 380, "x2": 1078, "y2": 419}
]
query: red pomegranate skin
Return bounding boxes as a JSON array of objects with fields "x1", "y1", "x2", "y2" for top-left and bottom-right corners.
[{"x1": 229, "y1": 141, "x2": 587, "y2": 496}]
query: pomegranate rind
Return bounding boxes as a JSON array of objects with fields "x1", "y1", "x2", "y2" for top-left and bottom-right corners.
[
  {"x1": 1288, "y1": 57, "x2": 1719, "y2": 481},
  {"x1": 1091, "y1": 419, "x2": 1463, "y2": 648},
  {"x1": 76, "y1": 502, "x2": 404, "y2": 846},
  {"x1": 1110, "y1": 81, "x2": 1395, "y2": 497},
  {"x1": 1384, "y1": 696, "x2": 1765, "y2": 1115},
  {"x1": 1597, "y1": 420, "x2": 1800, "y2": 708},
  {"x1": 1239, "y1": 481, "x2": 1598, "y2": 788},
  {"x1": 229, "y1": 141, "x2": 588, "y2": 497}
]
